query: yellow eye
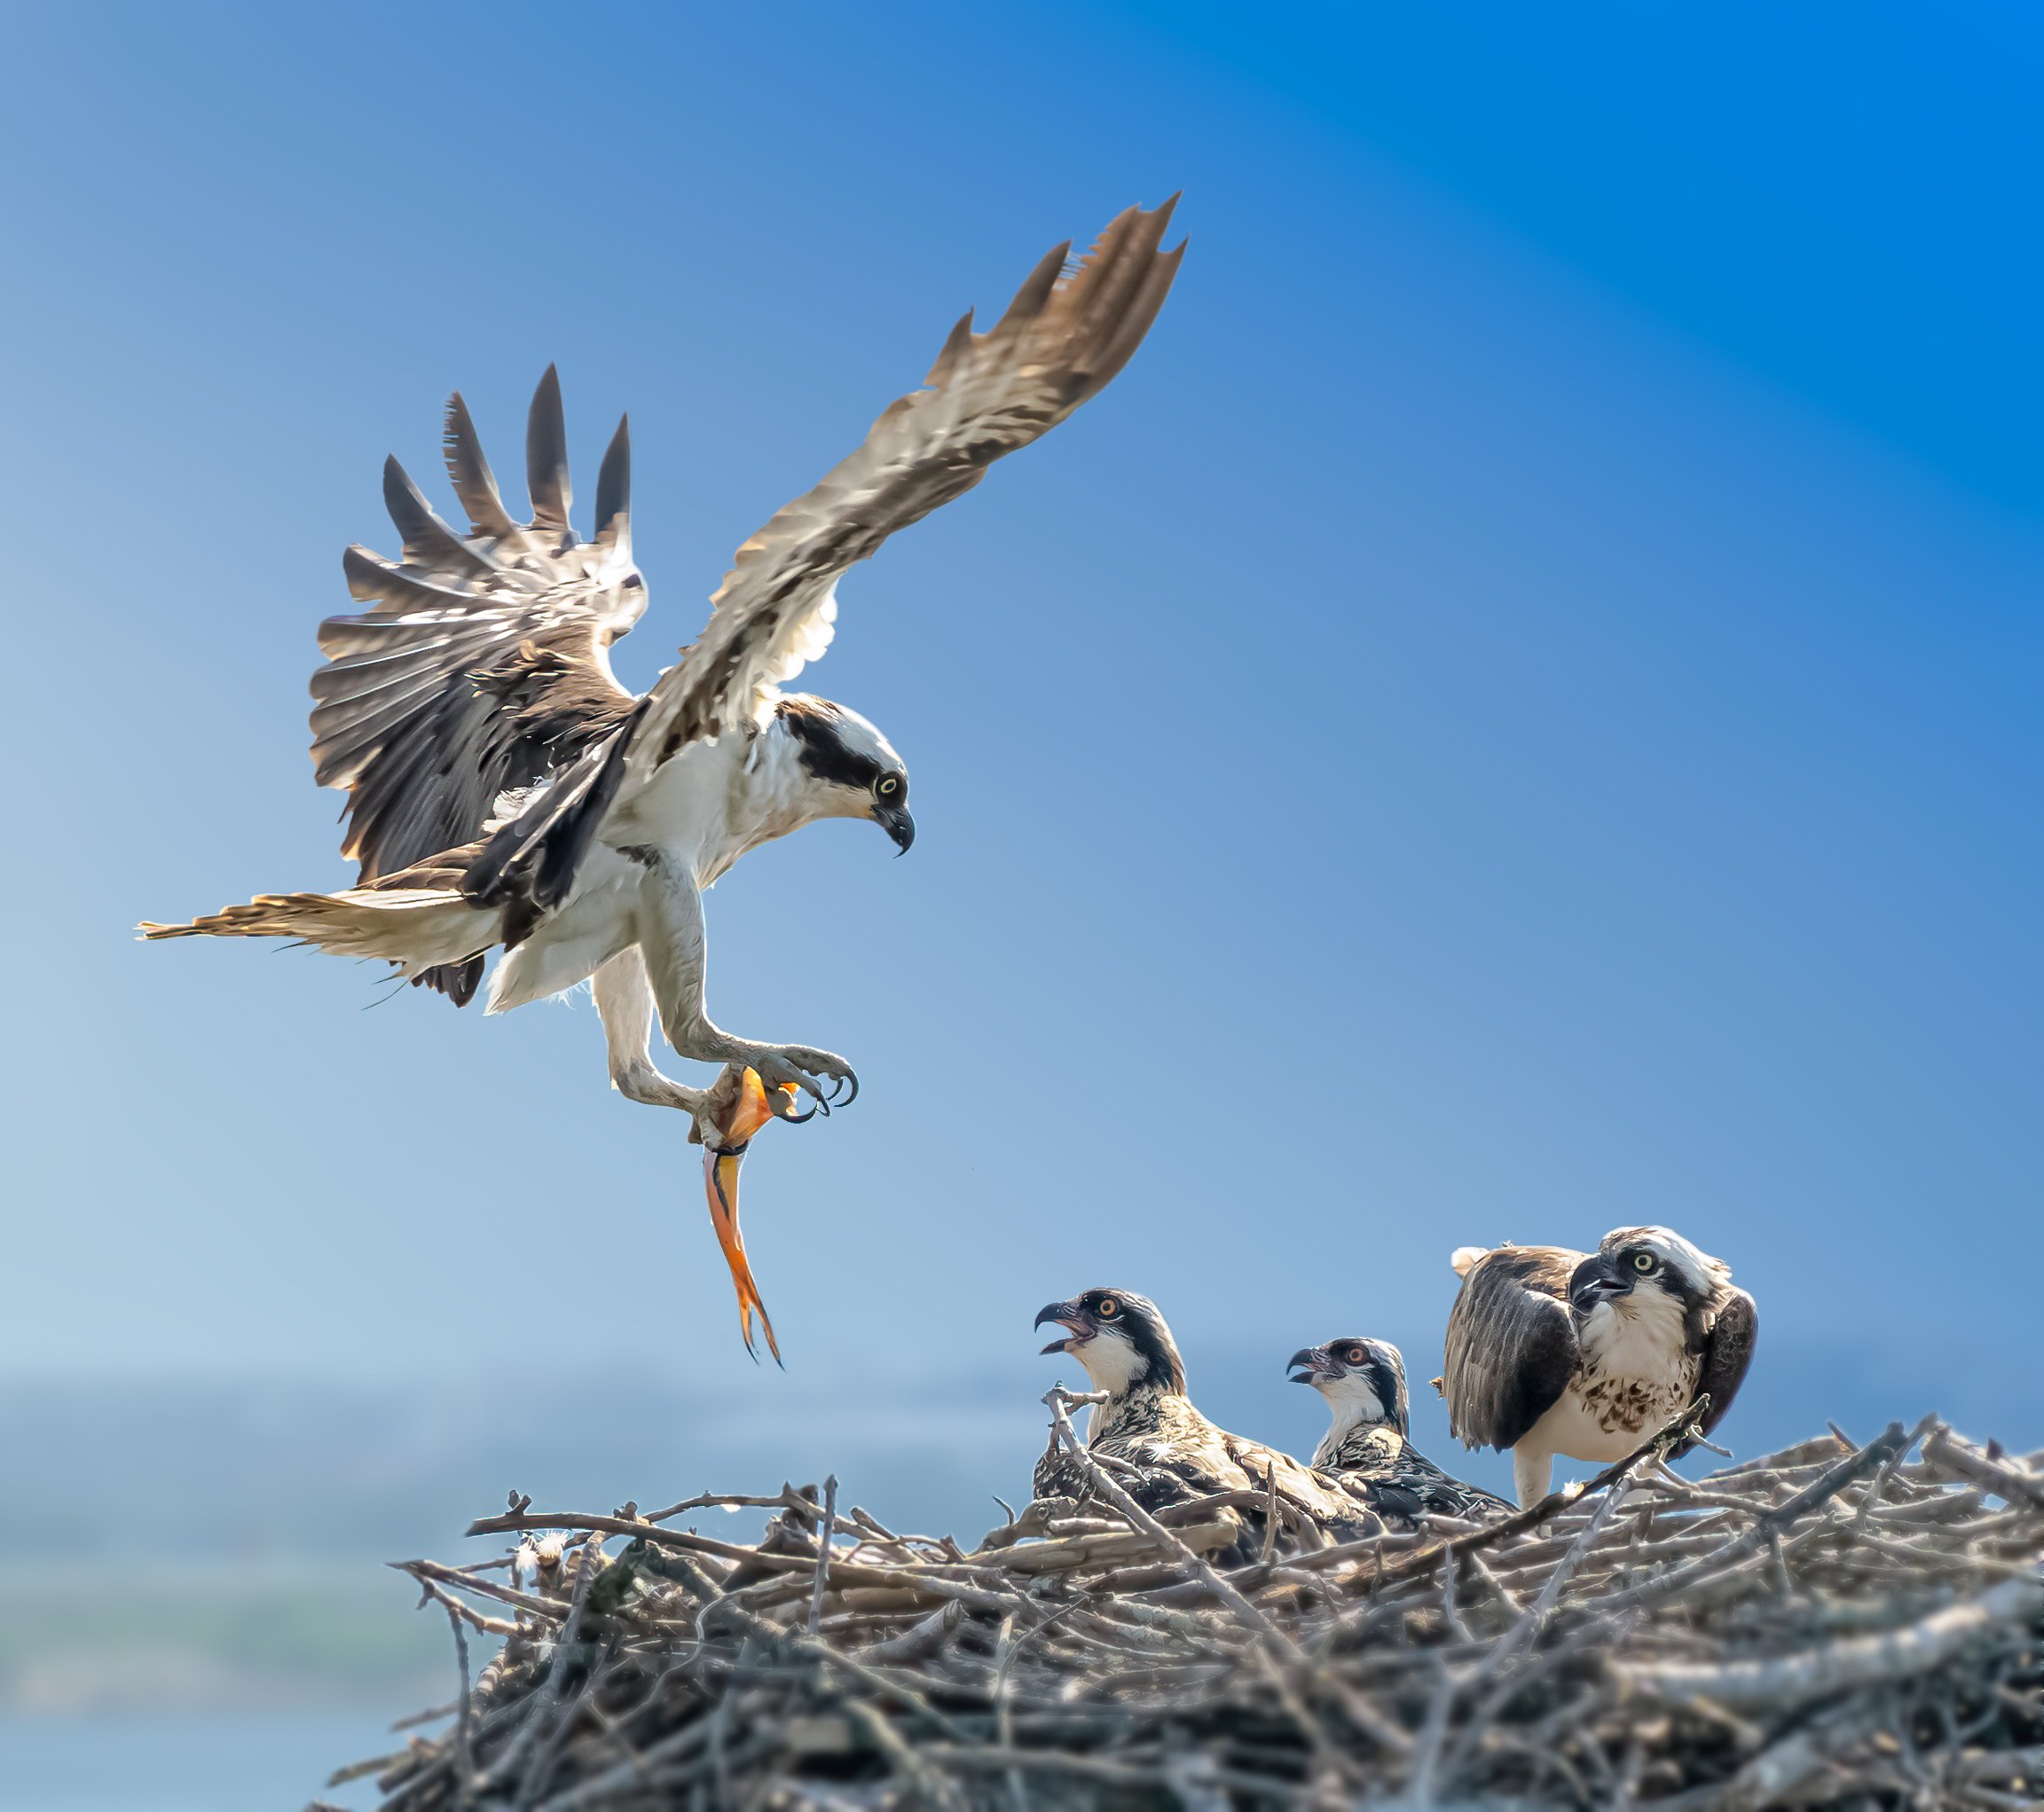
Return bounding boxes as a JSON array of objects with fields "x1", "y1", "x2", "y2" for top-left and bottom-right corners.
[
  {"x1": 1631, "y1": 1251, "x2": 1655, "y2": 1274},
  {"x1": 1096, "y1": 1297, "x2": 1119, "y2": 1318},
  {"x1": 877, "y1": 775, "x2": 900, "y2": 797}
]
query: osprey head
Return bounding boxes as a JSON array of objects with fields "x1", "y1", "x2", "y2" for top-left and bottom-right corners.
[
  {"x1": 774, "y1": 694, "x2": 915, "y2": 854},
  {"x1": 1287, "y1": 1337, "x2": 1410, "y2": 1438},
  {"x1": 1569, "y1": 1225, "x2": 1731, "y2": 1315},
  {"x1": 1034, "y1": 1287, "x2": 1186, "y2": 1398}
]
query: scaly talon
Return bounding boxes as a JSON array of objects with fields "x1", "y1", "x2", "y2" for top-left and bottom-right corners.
[{"x1": 745, "y1": 1044, "x2": 856, "y2": 1112}]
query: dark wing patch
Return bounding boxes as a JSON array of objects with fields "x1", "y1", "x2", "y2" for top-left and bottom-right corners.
[
  {"x1": 1686, "y1": 1286, "x2": 1759, "y2": 1449},
  {"x1": 1443, "y1": 1246, "x2": 1584, "y2": 1452},
  {"x1": 632, "y1": 198, "x2": 1185, "y2": 774},
  {"x1": 1325, "y1": 1426, "x2": 1512, "y2": 1529},
  {"x1": 308, "y1": 370, "x2": 647, "y2": 996}
]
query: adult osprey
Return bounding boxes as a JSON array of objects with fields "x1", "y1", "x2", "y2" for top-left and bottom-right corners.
[
  {"x1": 1288, "y1": 1336, "x2": 1511, "y2": 1528},
  {"x1": 1034, "y1": 1288, "x2": 1369, "y2": 1558},
  {"x1": 143, "y1": 201, "x2": 1184, "y2": 1360},
  {"x1": 1439, "y1": 1226, "x2": 1758, "y2": 1506}
]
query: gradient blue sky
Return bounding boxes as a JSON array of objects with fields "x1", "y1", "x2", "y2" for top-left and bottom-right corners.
[{"x1": 4, "y1": 3, "x2": 2040, "y2": 1506}]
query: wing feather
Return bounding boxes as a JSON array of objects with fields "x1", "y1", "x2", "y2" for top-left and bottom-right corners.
[
  {"x1": 632, "y1": 197, "x2": 1184, "y2": 771},
  {"x1": 309, "y1": 372, "x2": 648, "y2": 925},
  {"x1": 1690, "y1": 1287, "x2": 1758, "y2": 1445},
  {"x1": 441, "y1": 392, "x2": 524, "y2": 542},
  {"x1": 594, "y1": 414, "x2": 631, "y2": 544},
  {"x1": 1443, "y1": 1246, "x2": 1583, "y2": 1452},
  {"x1": 525, "y1": 364, "x2": 572, "y2": 532},
  {"x1": 381, "y1": 457, "x2": 499, "y2": 579}
]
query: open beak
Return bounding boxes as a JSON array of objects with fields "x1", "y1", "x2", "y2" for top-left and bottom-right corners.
[
  {"x1": 1287, "y1": 1345, "x2": 1333, "y2": 1385},
  {"x1": 1568, "y1": 1252, "x2": 1625, "y2": 1308},
  {"x1": 702, "y1": 1069, "x2": 805, "y2": 1368},
  {"x1": 1034, "y1": 1300, "x2": 1093, "y2": 1356}
]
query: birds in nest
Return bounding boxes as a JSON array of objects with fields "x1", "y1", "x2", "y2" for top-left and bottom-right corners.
[{"x1": 1031, "y1": 1221, "x2": 1756, "y2": 1552}]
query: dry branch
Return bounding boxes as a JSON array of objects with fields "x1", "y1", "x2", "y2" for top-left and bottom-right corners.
[{"x1": 339, "y1": 1407, "x2": 2044, "y2": 1809}]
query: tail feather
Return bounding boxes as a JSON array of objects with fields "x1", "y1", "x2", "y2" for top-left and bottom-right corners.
[
  {"x1": 141, "y1": 887, "x2": 498, "y2": 977},
  {"x1": 1450, "y1": 1245, "x2": 1491, "y2": 1279}
]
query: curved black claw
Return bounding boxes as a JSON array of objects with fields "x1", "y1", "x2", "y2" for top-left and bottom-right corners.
[
  {"x1": 767, "y1": 1091, "x2": 819, "y2": 1126},
  {"x1": 830, "y1": 1068, "x2": 860, "y2": 1109}
]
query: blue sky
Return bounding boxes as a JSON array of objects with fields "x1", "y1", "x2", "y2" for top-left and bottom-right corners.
[{"x1": 4, "y1": 2, "x2": 2040, "y2": 1510}]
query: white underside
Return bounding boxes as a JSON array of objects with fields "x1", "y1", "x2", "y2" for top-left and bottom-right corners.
[
  {"x1": 484, "y1": 852, "x2": 645, "y2": 1013},
  {"x1": 483, "y1": 730, "x2": 808, "y2": 1016},
  {"x1": 1510, "y1": 1288, "x2": 1698, "y2": 1506}
]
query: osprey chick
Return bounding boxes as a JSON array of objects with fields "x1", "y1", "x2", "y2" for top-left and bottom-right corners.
[
  {"x1": 1288, "y1": 1337, "x2": 1511, "y2": 1528},
  {"x1": 141, "y1": 202, "x2": 1184, "y2": 1357},
  {"x1": 1440, "y1": 1227, "x2": 1758, "y2": 1506},
  {"x1": 1034, "y1": 1288, "x2": 1368, "y2": 1558}
]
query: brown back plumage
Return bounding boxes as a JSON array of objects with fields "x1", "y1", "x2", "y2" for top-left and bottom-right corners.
[{"x1": 1441, "y1": 1244, "x2": 1584, "y2": 1453}]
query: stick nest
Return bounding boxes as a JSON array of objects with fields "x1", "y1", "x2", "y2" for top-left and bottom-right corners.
[{"x1": 329, "y1": 1401, "x2": 2044, "y2": 1810}]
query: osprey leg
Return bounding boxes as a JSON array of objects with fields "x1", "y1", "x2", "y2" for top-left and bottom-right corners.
[
  {"x1": 633, "y1": 863, "x2": 858, "y2": 1108},
  {"x1": 1513, "y1": 1447, "x2": 1554, "y2": 1508},
  {"x1": 594, "y1": 946, "x2": 797, "y2": 1364},
  {"x1": 594, "y1": 947, "x2": 717, "y2": 1118}
]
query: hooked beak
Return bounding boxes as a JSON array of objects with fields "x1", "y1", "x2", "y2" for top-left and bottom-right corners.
[
  {"x1": 1568, "y1": 1252, "x2": 1626, "y2": 1308},
  {"x1": 876, "y1": 804, "x2": 916, "y2": 857},
  {"x1": 701, "y1": 1067, "x2": 806, "y2": 1368},
  {"x1": 1034, "y1": 1299, "x2": 1094, "y2": 1356},
  {"x1": 1287, "y1": 1345, "x2": 1335, "y2": 1385}
]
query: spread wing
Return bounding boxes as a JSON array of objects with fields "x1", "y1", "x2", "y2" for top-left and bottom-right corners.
[
  {"x1": 630, "y1": 198, "x2": 1185, "y2": 775},
  {"x1": 311, "y1": 366, "x2": 644, "y2": 910},
  {"x1": 1686, "y1": 1286, "x2": 1759, "y2": 1447},
  {"x1": 1443, "y1": 1245, "x2": 1584, "y2": 1452}
]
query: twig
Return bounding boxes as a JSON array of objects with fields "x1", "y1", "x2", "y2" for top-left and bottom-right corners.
[
  {"x1": 1619, "y1": 1576, "x2": 2044, "y2": 1712},
  {"x1": 807, "y1": 1474, "x2": 837, "y2": 1635},
  {"x1": 1041, "y1": 1385, "x2": 1303, "y2": 1663},
  {"x1": 444, "y1": 1604, "x2": 474, "y2": 1806}
]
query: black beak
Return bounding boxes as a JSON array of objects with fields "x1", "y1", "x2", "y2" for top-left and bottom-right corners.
[
  {"x1": 1035, "y1": 1299, "x2": 1089, "y2": 1355},
  {"x1": 877, "y1": 804, "x2": 916, "y2": 856},
  {"x1": 1569, "y1": 1252, "x2": 1625, "y2": 1306},
  {"x1": 1287, "y1": 1345, "x2": 1330, "y2": 1385}
]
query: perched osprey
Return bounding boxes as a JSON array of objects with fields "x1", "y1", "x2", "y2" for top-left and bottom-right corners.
[
  {"x1": 1033, "y1": 1288, "x2": 1369, "y2": 1558},
  {"x1": 1287, "y1": 1337, "x2": 1511, "y2": 1528},
  {"x1": 1439, "y1": 1226, "x2": 1758, "y2": 1506},
  {"x1": 142, "y1": 201, "x2": 1184, "y2": 1359}
]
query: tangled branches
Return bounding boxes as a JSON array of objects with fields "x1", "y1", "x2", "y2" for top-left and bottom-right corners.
[{"x1": 329, "y1": 1408, "x2": 2044, "y2": 1809}]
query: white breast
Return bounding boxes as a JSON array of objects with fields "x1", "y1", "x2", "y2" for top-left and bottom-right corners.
[
  {"x1": 605, "y1": 737, "x2": 742, "y2": 869},
  {"x1": 1527, "y1": 1287, "x2": 1699, "y2": 1466}
]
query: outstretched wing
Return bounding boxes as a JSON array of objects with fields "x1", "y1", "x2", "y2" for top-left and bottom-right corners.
[
  {"x1": 1686, "y1": 1285, "x2": 1759, "y2": 1447},
  {"x1": 309, "y1": 370, "x2": 644, "y2": 1000},
  {"x1": 1443, "y1": 1245, "x2": 1584, "y2": 1452},
  {"x1": 631, "y1": 197, "x2": 1185, "y2": 773}
]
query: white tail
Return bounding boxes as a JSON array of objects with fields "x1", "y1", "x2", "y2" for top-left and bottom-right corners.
[{"x1": 140, "y1": 888, "x2": 499, "y2": 976}]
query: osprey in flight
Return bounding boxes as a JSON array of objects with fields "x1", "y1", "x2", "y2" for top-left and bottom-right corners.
[
  {"x1": 1438, "y1": 1225, "x2": 1758, "y2": 1506},
  {"x1": 144, "y1": 200, "x2": 1185, "y2": 1360}
]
